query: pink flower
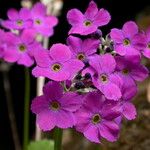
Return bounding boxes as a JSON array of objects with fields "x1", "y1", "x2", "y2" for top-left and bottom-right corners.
[
  {"x1": 83, "y1": 54, "x2": 122, "y2": 101},
  {"x1": 2, "y1": 8, "x2": 32, "y2": 30},
  {"x1": 3, "y1": 29, "x2": 37, "y2": 67},
  {"x1": 31, "y1": 2, "x2": 58, "y2": 37},
  {"x1": 32, "y1": 43, "x2": 84, "y2": 81},
  {"x1": 110, "y1": 21, "x2": 146, "y2": 57},
  {"x1": 31, "y1": 81, "x2": 82, "y2": 131},
  {"x1": 67, "y1": 35, "x2": 100, "y2": 62},
  {"x1": 75, "y1": 92, "x2": 120, "y2": 143},
  {"x1": 67, "y1": 1, "x2": 111, "y2": 35}
]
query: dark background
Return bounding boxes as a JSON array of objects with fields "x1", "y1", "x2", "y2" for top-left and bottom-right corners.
[{"x1": 0, "y1": 0, "x2": 150, "y2": 150}]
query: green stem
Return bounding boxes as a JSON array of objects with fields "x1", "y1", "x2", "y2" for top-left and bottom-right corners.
[
  {"x1": 23, "y1": 68, "x2": 30, "y2": 150},
  {"x1": 54, "y1": 128, "x2": 63, "y2": 150}
]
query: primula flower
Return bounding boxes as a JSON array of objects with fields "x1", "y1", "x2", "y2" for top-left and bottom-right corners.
[
  {"x1": 31, "y1": 2, "x2": 58, "y2": 37},
  {"x1": 3, "y1": 30, "x2": 37, "y2": 67},
  {"x1": 75, "y1": 92, "x2": 120, "y2": 143},
  {"x1": 110, "y1": 21, "x2": 146, "y2": 56},
  {"x1": 115, "y1": 56, "x2": 148, "y2": 84},
  {"x1": 67, "y1": 35, "x2": 100, "y2": 62},
  {"x1": 32, "y1": 43, "x2": 84, "y2": 81},
  {"x1": 67, "y1": 1, "x2": 111, "y2": 35},
  {"x1": 31, "y1": 81, "x2": 82, "y2": 131},
  {"x1": 2, "y1": 8, "x2": 32, "y2": 30},
  {"x1": 83, "y1": 54, "x2": 122, "y2": 101},
  {"x1": 142, "y1": 28, "x2": 150, "y2": 58}
]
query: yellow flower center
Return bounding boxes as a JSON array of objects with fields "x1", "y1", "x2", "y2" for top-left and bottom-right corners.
[
  {"x1": 50, "y1": 101, "x2": 60, "y2": 111},
  {"x1": 51, "y1": 64, "x2": 61, "y2": 72},
  {"x1": 123, "y1": 39, "x2": 130, "y2": 46},
  {"x1": 84, "y1": 20, "x2": 92, "y2": 27},
  {"x1": 100, "y1": 74, "x2": 108, "y2": 83},
  {"x1": 18, "y1": 44, "x2": 26, "y2": 52},
  {"x1": 16, "y1": 20, "x2": 23, "y2": 26},
  {"x1": 35, "y1": 19, "x2": 42, "y2": 25},
  {"x1": 77, "y1": 53, "x2": 85, "y2": 60},
  {"x1": 92, "y1": 114, "x2": 101, "y2": 124},
  {"x1": 122, "y1": 68, "x2": 129, "y2": 75}
]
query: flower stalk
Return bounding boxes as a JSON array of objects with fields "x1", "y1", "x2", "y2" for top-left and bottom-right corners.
[
  {"x1": 23, "y1": 67, "x2": 30, "y2": 150},
  {"x1": 54, "y1": 128, "x2": 63, "y2": 150}
]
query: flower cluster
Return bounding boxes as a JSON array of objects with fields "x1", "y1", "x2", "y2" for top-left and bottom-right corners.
[
  {"x1": 31, "y1": 1, "x2": 149, "y2": 144},
  {"x1": 1, "y1": 1, "x2": 149, "y2": 144},
  {"x1": 0, "y1": 2, "x2": 58, "y2": 66}
]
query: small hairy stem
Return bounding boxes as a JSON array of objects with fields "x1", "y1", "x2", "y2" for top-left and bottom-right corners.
[
  {"x1": 2, "y1": 64, "x2": 21, "y2": 150},
  {"x1": 23, "y1": 68, "x2": 30, "y2": 150},
  {"x1": 54, "y1": 128, "x2": 63, "y2": 150}
]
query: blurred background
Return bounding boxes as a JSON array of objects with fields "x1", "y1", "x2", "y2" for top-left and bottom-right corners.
[{"x1": 0, "y1": 0, "x2": 150, "y2": 150}]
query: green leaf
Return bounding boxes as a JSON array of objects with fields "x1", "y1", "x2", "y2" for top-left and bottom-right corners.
[{"x1": 28, "y1": 140, "x2": 54, "y2": 150}]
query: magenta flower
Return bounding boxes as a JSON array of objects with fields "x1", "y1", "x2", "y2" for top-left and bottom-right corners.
[
  {"x1": 110, "y1": 21, "x2": 146, "y2": 56},
  {"x1": 2, "y1": 8, "x2": 32, "y2": 30},
  {"x1": 142, "y1": 28, "x2": 150, "y2": 58},
  {"x1": 67, "y1": 1, "x2": 111, "y2": 35},
  {"x1": 75, "y1": 92, "x2": 120, "y2": 143},
  {"x1": 3, "y1": 30, "x2": 37, "y2": 67},
  {"x1": 83, "y1": 54, "x2": 122, "y2": 101},
  {"x1": 115, "y1": 56, "x2": 148, "y2": 83},
  {"x1": 32, "y1": 43, "x2": 84, "y2": 81},
  {"x1": 67, "y1": 35, "x2": 100, "y2": 61},
  {"x1": 31, "y1": 81, "x2": 82, "y2": 131},
  {"x1": 31, "y1": 2, "x2": 58, "y2": 37}
]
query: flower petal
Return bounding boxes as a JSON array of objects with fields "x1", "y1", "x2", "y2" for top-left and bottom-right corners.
[
  {"x1": 31, "y1": 95, "x2": 49, "y2": 114},
  {"x1": 32, "y1": 66, "x2": 70, "y2": 81},
  {"x1": 67, "y1": 36, "x2": 82, "y2": 54},
  {"x1": 69, "y1": 24, "x2": 97, "y2": 35},
  {"x1": 114, "y1": 44, "x2": 126, "y2": 56},
  {"x1": 34, "y1": 49, "x2": 51, "y2": 67},
  {"x1": 94, "y1": 8, "x2": 111, "y2": 26},
  {"x1": 60, "y1": 92, "x2": 83, "y2": 112},
  {"x1": 99, "y1": 122, "x2": 119, "y2": 142},
  {"x1": 67, "y1": 9, "x2": 84, "y2": 25},
  {"x1": 123, "y1": 21, "x2": 138, "y2": 38},
  {"x1": 17, "y1": 52, "x2": 34, "y2": 67},
  {"x1": 64, "y1": 59, "x2": 84, "y2": 79},
  {"x1": 31, "y1": 2, "x2": 46, "y2": 16},
  {"x1": 4, "y1": 48, "x2": 20, "y2": 63},
  {"x1": 82, "y1": 38, "x2": 99, "y2": 55},
  {"x1": 85, "y1": 1, "x2": 98, "y2": 19},
  {"x1": 49, "y1": 44, "x2": 71, "y2": 62},
  {"x1": 37, "y1": 110, "x2": 56, "y2": 131},
  {"x1": 131, "y1": 65, "x2": 148, "y2": 81},
  {"x1": 43, "y1": 81, "x2": 63, "y2": 100},
  {"x1": 122, "y1": 102, "x2": 137, "y2": 120},
  {"x1": 143, "y1": 48, "x2": 150, "y2": 58},
  {"x1": 7, "y1": 9, "x2": 19, "y2": 20},
  {"x1": 110, "y1": 29, "x2": 124, "y2": 43},
  {"x1": 19, "y1": 8, "x2": 31, "y2": 20},
  {"x1": 45, "y1": 16, "x2": 58, "y2": 27},
  {"x1": 21, "y1": 29, "x2": 36, "y2": 44},
  {"x1": 56, "y1": 110, "x2": 76, "y2": 128},
  {"x1": 84, "y1": 125, "x2": 100, "y2": 143},
  {"x1": 99, "y1": 54, "x2": 116, "y2": 73}
]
